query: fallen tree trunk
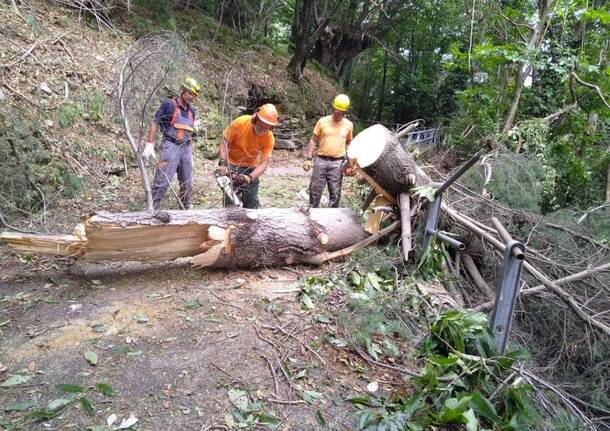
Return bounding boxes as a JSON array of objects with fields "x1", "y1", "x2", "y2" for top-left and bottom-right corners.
[
  {"x1": 347, "y1": 124, "x2": 431, "y2": 196},
  {"x1": 1, "y1": 208, "x2": 368, "y2": 268}
]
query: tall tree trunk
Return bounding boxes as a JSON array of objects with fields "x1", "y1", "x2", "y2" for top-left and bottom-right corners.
[
  {"x1": 287, "y1": 0, "x2": 316, "y2": 80},
  {"x1": 287, "y1": 0, "x2": 342, "y2": 81},
  {"x1": 376, "y1": 50, "x2": 388, "y2": 121},
  {"x1": 502, "y1": 0, "x2": 552, "y2": 133}
]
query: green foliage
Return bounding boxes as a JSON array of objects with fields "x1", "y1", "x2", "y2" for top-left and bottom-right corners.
[
  {"x1": 1, "y1": 381, "x2": 114, "y2": 430},
  {"x1": 226, "y1": 388, "x2": 279, "y2": 429},
  {"x1": 85, "y1": 91, "x2": 106, "y2": 123},
  {"x1": 463, "y1": 153, "x2": 546, "y2": 212},
  {"x1": 57, "y1": 102, "x2": 85, "y2": 128},
  {"x1": 349, "y1": 310, "x2": 545, "y2": 431},
  {"x1": 416, "y1": 236, "x2": 448, "y2": 281},
  {"x1": 0, "y1": 112, "x2": 82, "y2": 215},
  {"x1": 298, "y1": 275, "x2": 336, "y2": 310}
]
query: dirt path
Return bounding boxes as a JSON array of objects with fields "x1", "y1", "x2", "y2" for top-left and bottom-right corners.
[{"x1": 0, "y1": 154, "x2": 373, "y2": 430}]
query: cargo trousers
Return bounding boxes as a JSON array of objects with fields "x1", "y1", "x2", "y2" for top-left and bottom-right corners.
[
  {"x1": 151, "y1": 139, "x2": 193, "y2": 210},
  {"x1": 309, "y1": 156, "x2": 344, "y2": 208}
]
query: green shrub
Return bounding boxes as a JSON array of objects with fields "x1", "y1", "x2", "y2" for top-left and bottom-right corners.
[{"x1": 57, "y1": 102, "x2": 85, "y2": 128}]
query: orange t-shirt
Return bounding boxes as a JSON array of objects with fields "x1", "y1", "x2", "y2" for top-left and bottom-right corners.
[
  {"x1": 223, "y1": 115, "x2": 275, "y2": 167},
  {"x1": 314, "y1": 115, "x2": 353, "y2": 158}
]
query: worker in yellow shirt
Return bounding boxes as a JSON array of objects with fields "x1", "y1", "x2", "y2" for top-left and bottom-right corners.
[
  {"x1": 303, "y1": 94, "x2": 353, "y2": 207},
  {"x1": 217, "y1": 104, "x2": 278, "y2": 208}
]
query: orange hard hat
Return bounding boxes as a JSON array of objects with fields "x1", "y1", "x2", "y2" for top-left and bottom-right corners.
[{"x1": 254, "y1": 103, "x2": 279, "y2": 126}]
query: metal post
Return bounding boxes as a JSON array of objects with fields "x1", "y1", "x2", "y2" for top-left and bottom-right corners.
[
  {"x1": 422, "y1": 193, "x2": 466, "y2": 254},
  {"x1": 490, "y1": 240, "x2": 526, "y2": 353}
]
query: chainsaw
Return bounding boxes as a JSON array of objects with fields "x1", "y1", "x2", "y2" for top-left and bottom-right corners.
[{"x1": 214, "y1": 170, "x2": 242, "y2": 207}]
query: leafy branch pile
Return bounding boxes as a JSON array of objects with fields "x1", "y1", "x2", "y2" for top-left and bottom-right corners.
[{"x1": 349, "y1": 310, "x2": 542, "y2": 431}]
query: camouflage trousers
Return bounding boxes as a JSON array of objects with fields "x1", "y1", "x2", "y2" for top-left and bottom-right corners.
[
  {"x1": 309, "y1": 156, "x2": 344, "y2": 208},
  {"x1": 151, "y1": 139, "x2": 193, "y2": 210}
]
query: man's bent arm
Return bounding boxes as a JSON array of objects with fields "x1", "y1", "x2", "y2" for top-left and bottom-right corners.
[
  {"x1": 249, "y1": 157, "x2": 269, "y2": 180},
  {"x1": 306, "y1": 134, "x2": 319, "y2": 159}
]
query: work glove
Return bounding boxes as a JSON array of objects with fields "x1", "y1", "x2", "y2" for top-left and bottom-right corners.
[
  {"x1": 237, "y1": 174, "x2": 252, "y2": 187},
  {"x1": 142, "y1": 142, "x2": 157, "y2": 161},
  {"x1": 303, "y1": 159, "x2": 312, "y2": 172},
  {"x1": 233, "y1": 174, "x2": 252, "y2": 188}
]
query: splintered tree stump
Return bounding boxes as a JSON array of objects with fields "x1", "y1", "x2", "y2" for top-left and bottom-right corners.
[
  {"x1": 1, "y1": 208, "x2": 368, "y2": 268},
  {"x1": 347, "y1": 124, "x2": 431, "y2": 196}
]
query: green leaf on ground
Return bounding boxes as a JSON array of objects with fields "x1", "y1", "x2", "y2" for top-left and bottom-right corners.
[
  {"x1": 1, "y1": 374, "x2": 31, "y2": 387},
  {"x1": 47, "y1": 397, "x2": 73, "y2": 411},
  {"x1": 300, "y1": 293, "x2": 315, "y2": 310},
  {"x1": 79, "y1": 396, "x2": 95, "y2": 414},
  {"x1": 91, "y1": 324, "x2": 107, "y2": 333},
  {"x1": 323, "y1": 333, "x2": 348, "y2": 348},
  {"x1": 95, "y1": 382, "x2": 114, "y2": 396},
  {"x1": 186, "y1": 299, "x2": 202, "y2": 309},
  {"x1": 3, "y1": 401, "x2": 36, "y2": 411},
  {"x1": 315, "y1": 410, "x2": 327, "y2": 427},
  {"x1": 133, "y1": 314, "x2": 148, "y2": 323},
  {"x1": 314, "y1": 314, "x2": 331, "y2": 324},
  {"x1": 227, "y1": 389, "x2": 249, "y2": 411},
  {"x1": 56, "y1": 384, "x2": 85, "y2": 393},
  {"x1": 470, "y1": 393, "x2": 498, "y2": 422},
  {"x1": 303, "y1": 390, "x2": 323, "y2": 403},
  {"x1": 84, "y1": 350, "x2": 98, "y2": 366},
  {"x1": 255, "y1": 412, "x2": 279, "y2": 425}
]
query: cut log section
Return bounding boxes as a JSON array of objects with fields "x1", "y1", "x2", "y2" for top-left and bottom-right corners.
[
  {"x1": 1, "y1": 208, "x2": 368, "y2": 268},
  {"x1": 347, "y1": 124, "x2": 431, "y2": 196}
]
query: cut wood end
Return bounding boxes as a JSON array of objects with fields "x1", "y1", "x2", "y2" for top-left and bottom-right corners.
[
  {"x1": 317, "y1": 233, "x2": 329, "y2": 245},
  {"x1": 207, "y1": 225, "x2": 226, "y2": 241},
  {"x1": 245, "y1": 211, "x2": 259, "y2": 220},
  {"x1": 347, "y1": 124, "x2": 389, "y2": 168}
]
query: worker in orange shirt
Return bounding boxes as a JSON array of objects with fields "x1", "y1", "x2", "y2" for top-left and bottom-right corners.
[
  {"x1": 303, "y1": 94, "x2": 353, "y2": 207},
  {"x1": 216, "y1": 104, "x2": 278, "y2": 209}
]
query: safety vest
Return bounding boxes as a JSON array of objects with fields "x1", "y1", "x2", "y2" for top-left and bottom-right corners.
[{"x1": 164, "y1": 97, "x2": 195, "y2": 143}]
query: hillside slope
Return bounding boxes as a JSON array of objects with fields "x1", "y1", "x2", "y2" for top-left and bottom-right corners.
[{"x1": 0, "y1": 0, "x2": 343, "y2": 230}]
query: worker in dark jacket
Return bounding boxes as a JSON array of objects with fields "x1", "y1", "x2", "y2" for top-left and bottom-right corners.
[{"x1": 143, "y1": 77, "x2": 201, "y2": 210}]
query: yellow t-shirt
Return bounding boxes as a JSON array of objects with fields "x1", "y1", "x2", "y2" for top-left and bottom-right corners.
[
  {"x1": 313, "y1": 115, "x2": 353, "y2": 158},
  {"x1": 223, "y1": 115, "x2": 275, "y2": 167}
]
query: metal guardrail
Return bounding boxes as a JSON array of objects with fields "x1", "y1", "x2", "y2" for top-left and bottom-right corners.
[{"x1": 402, "y1": 127, "x2": 441, "y2": 152}]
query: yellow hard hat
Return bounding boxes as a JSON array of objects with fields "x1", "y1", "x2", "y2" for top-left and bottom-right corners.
[
  {"x1": 332, "y1": 94, "x2": 350, "y2": 111},
  {"x1": 181, "y1": 77, "x2": 201, "y2": 96}
]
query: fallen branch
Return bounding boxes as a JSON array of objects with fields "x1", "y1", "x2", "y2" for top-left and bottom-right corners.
[
  {"x1": 545, "y1": 222, "x2": 610, "y2": 251},
  {"x1": 298, "y1": 220, "x2": 401, "y2": 265},
  {"x1": 444, "y1": 205, "x2": 610, "y2": 336},
  {"x1": 461, "y1": 254, "x2": 495, "y2": 299},
  {"x1": 399, "y1": 193, "x2": 411, "y2": 261}
]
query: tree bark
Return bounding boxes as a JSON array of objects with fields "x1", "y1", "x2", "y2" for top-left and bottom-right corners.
[
  {"x1": 502, "y1": 0, "x2": 552, "y2": 133},
  {"x1": 347, "y1": 124, "x2": 431, "y2": 197},
  {"x1": 287, "y1": 0, "x2": 342, "y2": 81},
  {"x1": 1, "y1": 208, "x2": 368, "y2": 268}
]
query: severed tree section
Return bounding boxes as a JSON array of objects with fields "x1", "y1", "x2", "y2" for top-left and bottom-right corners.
[
  {"x1": 348, "y1": 124, "x2": 431, "y2": 196},
  {"x1": 1, "y1": 208, "x2": 368, "y2": 268}
]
